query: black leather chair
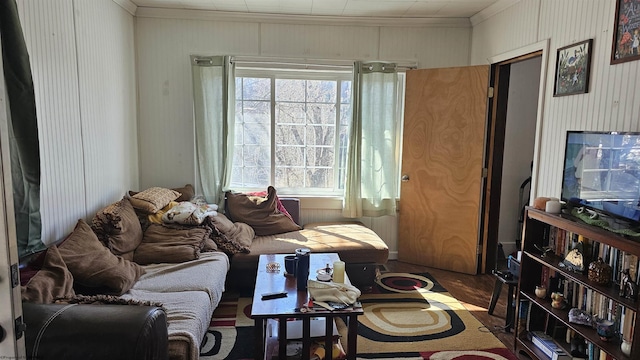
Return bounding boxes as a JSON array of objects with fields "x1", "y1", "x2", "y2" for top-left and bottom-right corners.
[{"x1": 23, "y1": 302, "x2": 168, "y2": 360}]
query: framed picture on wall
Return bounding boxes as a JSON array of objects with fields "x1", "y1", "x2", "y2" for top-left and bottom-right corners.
[
  {"x1": 611, "y1": 0, "x2": 640, "y2": 64},
  {"x1": 554, "y1": 39, "x2": 593, "y2": 97}
]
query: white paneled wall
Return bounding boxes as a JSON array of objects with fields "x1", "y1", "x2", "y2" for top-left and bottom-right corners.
[
  {"x1": 472, "y1": 0, "x2": 640, "y2": 208},
  {"x1": 380, "y1": 27, "x2": 472, "y2": 67},
  {"x1": 17, "y1": 0, "x2": 137, "y2": 246},
  {"x1": 74, "y1": 0, "x2": 139, "y2": 216},
  {"x1": 135, "y1": 12, "x2": 473, "y2": 258},
  {"x1": 17, "y1": 0, "x2": 85, "y2": 246},
  {"x1": 471, "y1": 0, "x2": 541, "y2": 63},
  {"x1": 135, "y1": 13, "x2": 473, "y2": 190}
]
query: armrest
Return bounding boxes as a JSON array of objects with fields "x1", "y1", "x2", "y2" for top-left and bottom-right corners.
[
  {"x1": 23, "y1": 302, "x2": 168, "y2": 360},
  {"x1": 279, "y1": 197, "x2": 301, "y2": 226}
]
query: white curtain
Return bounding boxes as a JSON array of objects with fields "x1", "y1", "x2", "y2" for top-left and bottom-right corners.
[
  {"x1": 343, "y1": 62, "x2": 400, "y2": 218},
  {"x1": 191, "y1": 55, "x2": 235, "y2": 206}
]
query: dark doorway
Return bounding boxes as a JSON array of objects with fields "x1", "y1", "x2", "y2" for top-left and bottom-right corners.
[{"x1": 481, "y1": 52, "x2": 542, "y2": 273}]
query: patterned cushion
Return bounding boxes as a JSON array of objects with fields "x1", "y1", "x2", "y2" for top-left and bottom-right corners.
[
  {"x1": 209, "y1": 214, "x2": 254, "y2": 252},
  {"x1": 129, "y1": 187, "x2": 181, "y2": 214}
]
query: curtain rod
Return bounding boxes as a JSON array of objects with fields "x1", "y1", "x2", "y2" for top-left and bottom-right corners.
[
  {"x1": 230, "y1": 56, "x2": 417, "y2": 71},
  {"x1": 191, "y1": 55, "x2": 417, "y2": 70}
]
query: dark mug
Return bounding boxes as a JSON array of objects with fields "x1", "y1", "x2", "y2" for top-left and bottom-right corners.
[{"x1": 284, "y1": 255, "x2": 297, "y2": 275}]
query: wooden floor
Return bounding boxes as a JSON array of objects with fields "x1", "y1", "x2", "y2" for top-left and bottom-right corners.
[{"x1": 385, "y1": 260, "x2": 530, "y2": 360}]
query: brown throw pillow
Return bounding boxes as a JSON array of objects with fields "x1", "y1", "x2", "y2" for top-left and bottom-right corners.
[
  {"x1": 129, "y1": 187, "x2": 181, "y2": 214},
  {"x1": 21, "y1": 246, "x2": 75, "y2": 303},
  {"x1": 91, "y1": 197, "x2": 143, "y2": 260},
  {"x1": 225, "y1": 186, "x2": 301, "y2": 236},
  {"x1": 210, "y1": 214, "x2": 255, "y2": 248},
  {"x1": 173, "y1": 184, "x2": 195, "y2": 202},
  {"x1": 134, "y1": 224, "x2": 211, "y2": 265},
  {"x1": 58, "y1": 219, "x2": 144, "y2": 295}
]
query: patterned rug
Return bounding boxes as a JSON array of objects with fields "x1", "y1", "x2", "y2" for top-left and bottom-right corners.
[{"x1": 200, "y1": 272, "x2": 518, "y2": 360}]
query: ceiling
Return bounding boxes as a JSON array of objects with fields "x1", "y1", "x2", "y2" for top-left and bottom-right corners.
[{"x1": 130, "y1": 0, "x2": 504, "y2": 19}]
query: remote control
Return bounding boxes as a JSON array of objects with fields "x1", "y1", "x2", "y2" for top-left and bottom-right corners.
[{"x1": 261, "y1": 291, "x2": 287, "y2": 300}]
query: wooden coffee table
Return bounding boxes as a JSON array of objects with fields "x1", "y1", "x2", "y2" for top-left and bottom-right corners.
[{"x1": 251, "y1": 253, "x2": 363, "y2": 360}]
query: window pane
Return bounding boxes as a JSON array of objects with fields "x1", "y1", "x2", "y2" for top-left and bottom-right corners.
[
  {"x1": 306, "y1": 146, "x2": 334, "y2": 167},
  {"x1": 276, "y1": 167, "x2": 305, "y2": 188},
  {"x1": 341, "y1": 81, "x2": 351, "y2": 103},
  {"x1": 307, "y1": 104, "x2": 336, "y2": 125},
  {"x1": 306, "y1": 124, "x2": 335, "y2": 146},
  {"x1": 241, "y1": 123, "x2": 270, "y2": 145},
  {"x1": 232, "y1": 73, "x2": 361, "y2": 195},
  {"x1": 276, "y1": 124, "x2": 305, "y2": 146},
  {"x1": 242, "y1": 78, "x2": 270, "y2": 100},
  {"x1": 276, "y1": 79, "x2": 305, "y2": 102},
  {"x1": 307, "y1": 168, "x2": 333, "y2": 188},
  {"x1": 238, "y1": 101, "x2": 270, "y2": 124},
  {"x1": 240, "y1": 166, "x2": 270, "y2": 187},
  {"x1": 306, "y1": 80, "x2": 336, "y2": 102},
  {"x1": 340, "y1": 105, "x2": 351, "y2": 126},
  {"x1": 275, "y1": 145, "x2": 304, "y2": 167},
  {"x1": 242, "y1": 145, "x2": 270, "y2": 167},
  {"x1": 276, "y1": 103, "x2": 305, "y2": 124}
]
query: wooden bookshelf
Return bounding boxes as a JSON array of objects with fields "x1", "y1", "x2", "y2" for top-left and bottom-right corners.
[{"x1": 515, "y1": 207, "x2": 639, "y2": 360}]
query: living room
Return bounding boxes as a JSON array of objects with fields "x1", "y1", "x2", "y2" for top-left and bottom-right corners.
[{"x1": 2, "y1": 0, "x2": 640, "y2": 358}]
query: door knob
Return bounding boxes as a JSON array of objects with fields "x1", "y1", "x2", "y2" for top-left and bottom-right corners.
[{"x1": 401, "y1": 174, "x2": 410, "y2": 182}]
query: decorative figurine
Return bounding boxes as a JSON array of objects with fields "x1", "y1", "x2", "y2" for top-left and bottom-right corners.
[
  {"x1": 535, "y1": 285, "x2": 547, "y2": 299},
  {"x1": 534, "y1": 244, "x2": 555, "y2": 257},
  {"x1": 619, "y1": 269, "x2": 637, "y2": 300},
  {"x1": 588, "y1": 258, "x2": 612, "y2": 285},
  {"x1": 551, "y1": 292, "x2": 567, "y2": 309},
  {"x1": 560, "y1": 247, "x2": 585, "y2": 273}
]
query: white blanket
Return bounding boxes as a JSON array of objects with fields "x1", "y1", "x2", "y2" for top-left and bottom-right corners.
[{"x1": 120, "y1": 251, "x2": 230, "y2": 360}]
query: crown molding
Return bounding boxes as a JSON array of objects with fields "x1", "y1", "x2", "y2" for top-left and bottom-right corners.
[
  {"x1": 112, "y1": 0, "x2": 137, "y2": 15},
  {"x1": 470, "y1": 0, "x2": 521, "y2": 27},
  {"x1": 134, "y1": 7, "x2": 471, "y2": 28}
]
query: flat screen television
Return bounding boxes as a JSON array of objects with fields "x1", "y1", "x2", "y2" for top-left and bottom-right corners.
[{"x1": 561, "y1": 131, "x2": 640, "y2": 225}]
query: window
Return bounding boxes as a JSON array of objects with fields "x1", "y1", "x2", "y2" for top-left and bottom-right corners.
[{"x1": 231, "y1": 68, "x2": 352, "y2": 195}]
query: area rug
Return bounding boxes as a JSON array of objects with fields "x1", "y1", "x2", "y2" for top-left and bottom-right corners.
[{"x1": 200, "y1": 272, "x2": 518, "y2": 360}]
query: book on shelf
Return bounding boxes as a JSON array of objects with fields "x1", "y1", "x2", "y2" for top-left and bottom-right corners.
[{"x1": 529, "y1": 331, "x2": 571, "y2": 360}]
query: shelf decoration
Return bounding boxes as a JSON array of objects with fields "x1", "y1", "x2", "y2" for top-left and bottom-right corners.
[
  {"x1": 553, "y1": 39, "x2": 592, "y2": 96},
  {"x1": 619, "y1": 269, "x2": 638, "y2": 300},
  {"x1": 611, "y1": 0, "x2": 640, "y2": 64},
  {"x1": 594, "y1": 317, "x2": 616, "y2": 341},
  {"x1": 568, "y1": 308, "x2": 592, "y2": 326},
  {"x1": 587, "y1": 258, "x2": 612, "y2": 285},
  {"x1": 516, "y1": 208, "x2": 640, "y2": 360},
  {"x1": 550, "y1": 292, "x2": 567, "y2": 309}
]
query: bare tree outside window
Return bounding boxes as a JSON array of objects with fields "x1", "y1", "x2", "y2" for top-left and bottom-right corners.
[{"x1": 231, "y1": 70, "x2": 351, "y2": 195}]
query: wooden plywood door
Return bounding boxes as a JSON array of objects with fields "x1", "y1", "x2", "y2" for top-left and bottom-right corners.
[{"x1": 398, "y1": 65, "x2": 489, "y2": 274}]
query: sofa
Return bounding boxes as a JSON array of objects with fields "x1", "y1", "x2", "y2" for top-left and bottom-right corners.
[
  {"x1": 20, "y1": 185, "x2": 388, "y2": 360},
  {"x1": 219, "y1": 186, "x2": 389, "y2": 290}
]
